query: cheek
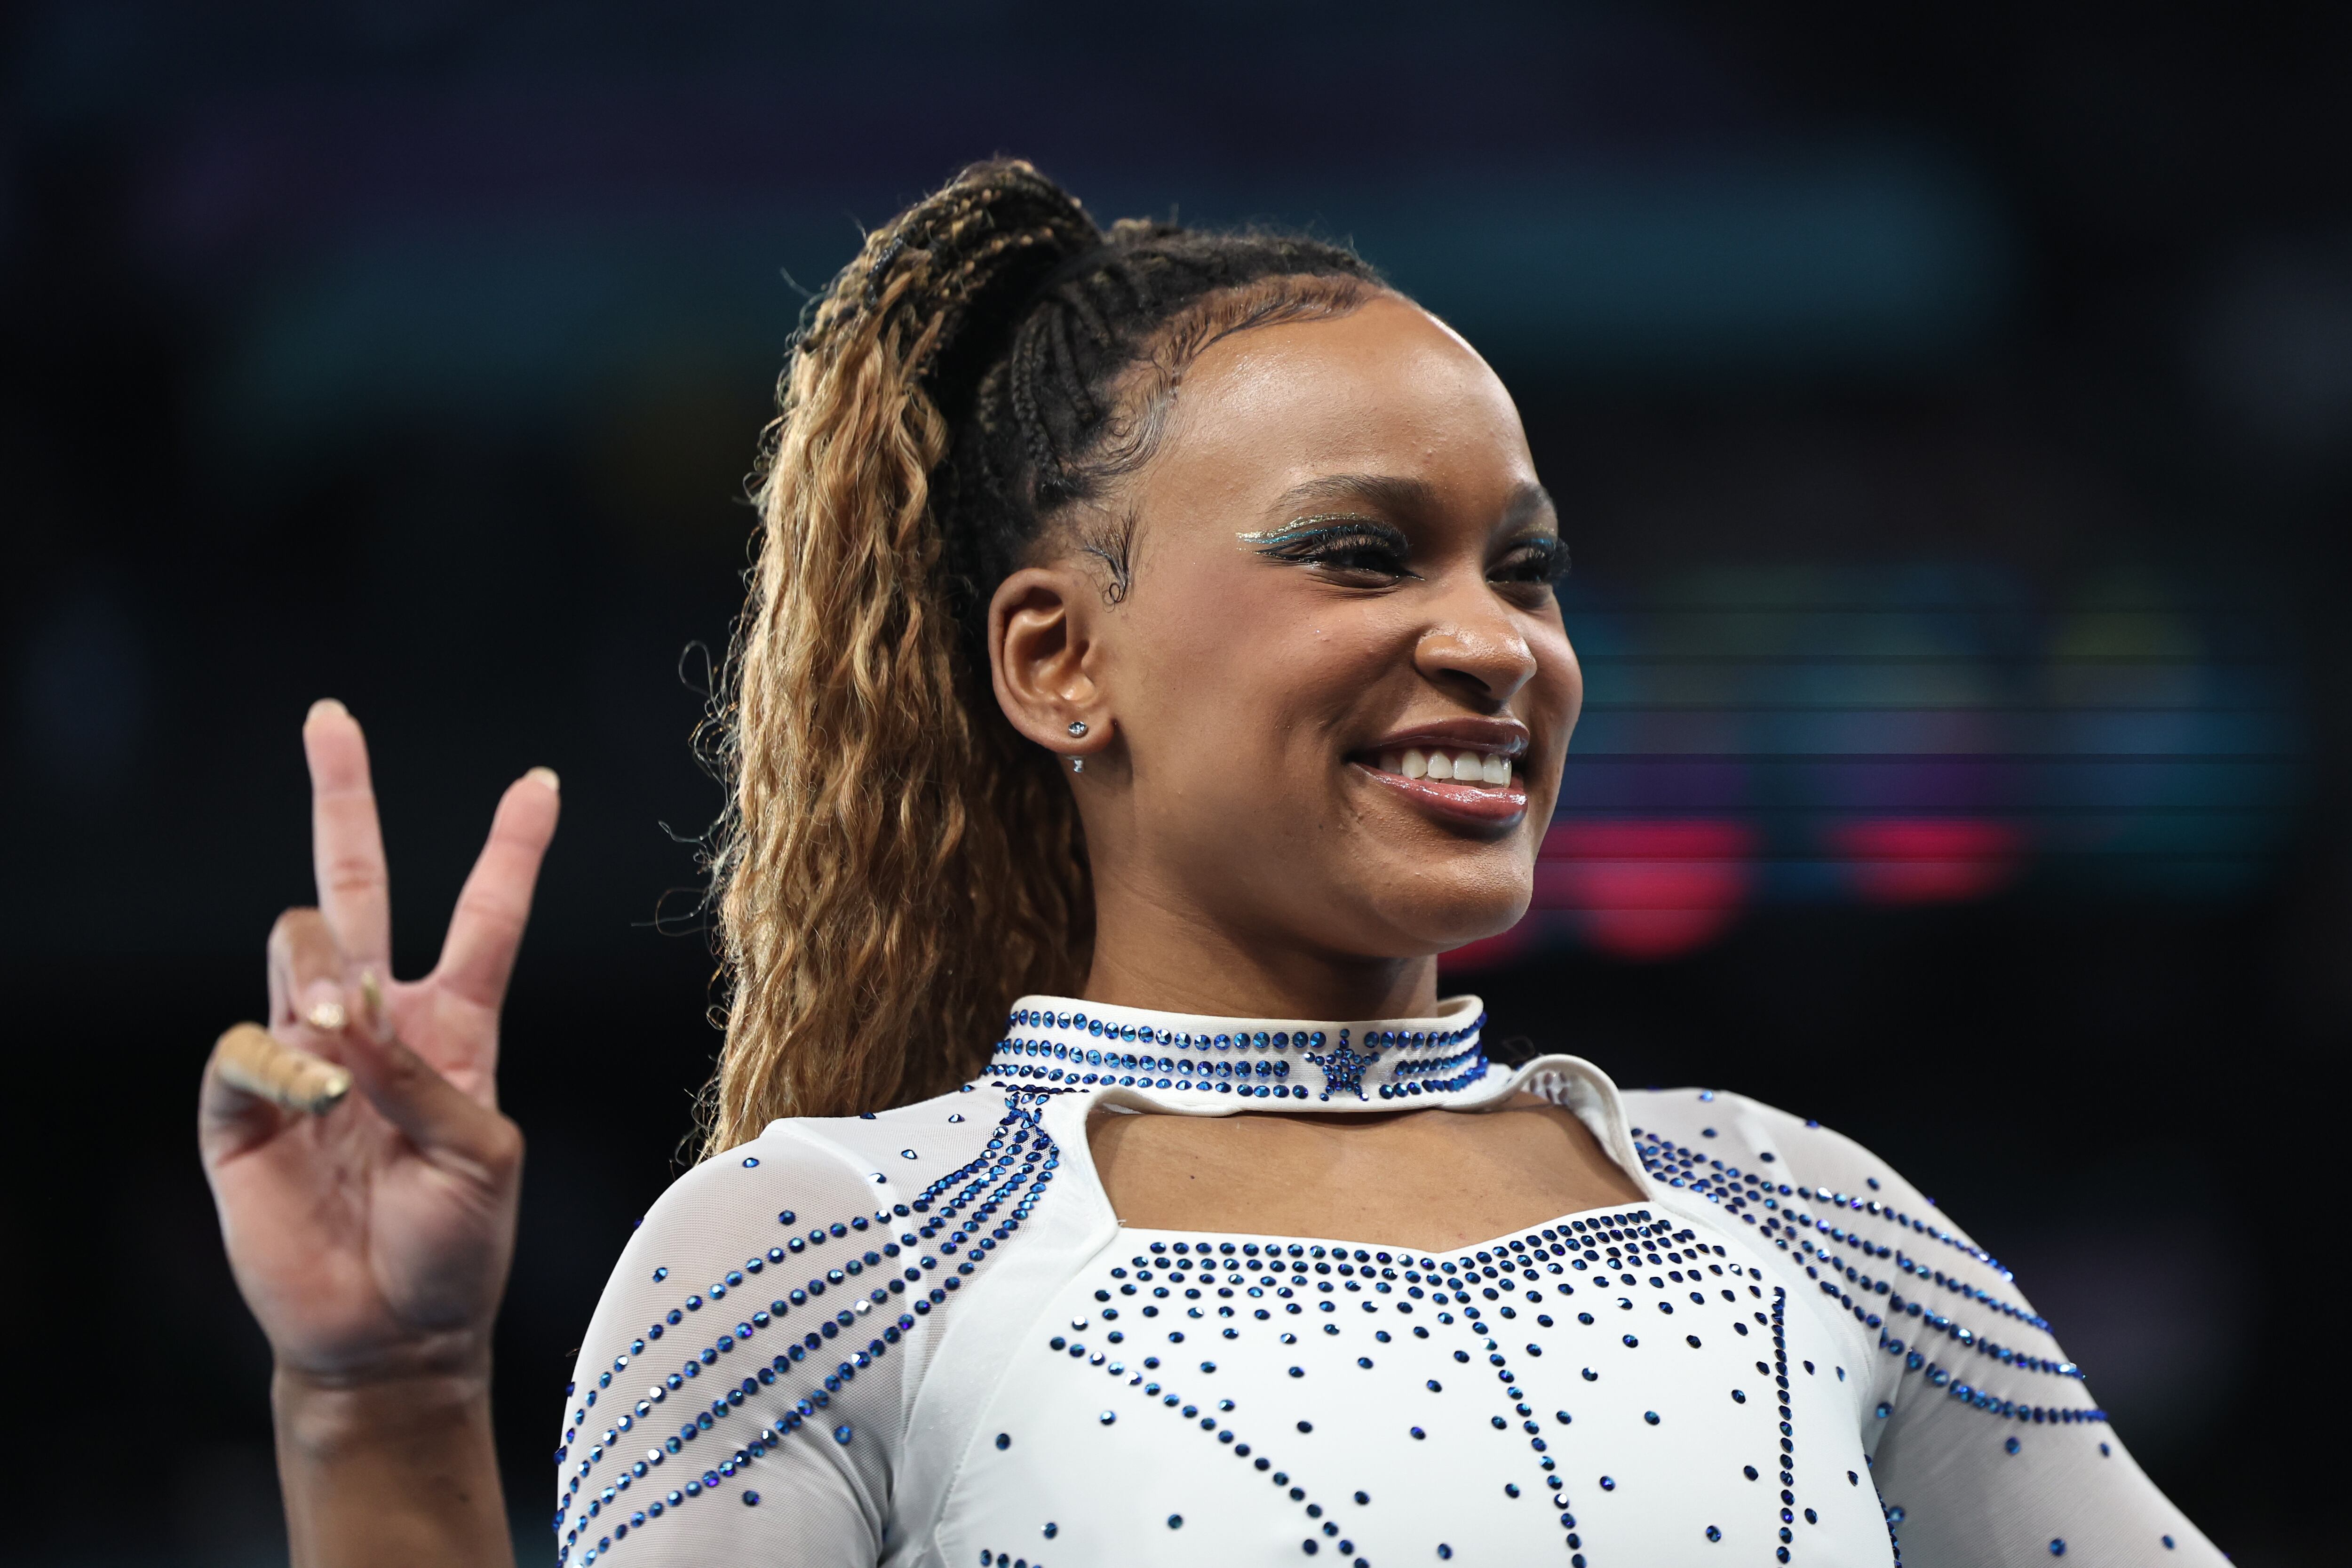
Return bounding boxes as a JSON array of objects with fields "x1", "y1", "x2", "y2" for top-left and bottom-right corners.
[{"x1": 1126, "y1": 581, "x2": 1377, "y2": 759}]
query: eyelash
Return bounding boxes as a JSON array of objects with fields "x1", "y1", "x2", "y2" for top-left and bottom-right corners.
[
  {"x1": 1498, "y1": 536, "x2": 1571, "y2": 587},
  {"x1": 1255, "y1": 522, "x2": 1568, "y2": 589},
  {"x1": 1256, "y1": 524, "x2": 1416, "y2": 575}
]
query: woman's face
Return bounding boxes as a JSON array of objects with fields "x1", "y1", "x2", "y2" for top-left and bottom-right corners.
[{"x1": 994, "y1": 294, "x2": 1581, "y2": 970}]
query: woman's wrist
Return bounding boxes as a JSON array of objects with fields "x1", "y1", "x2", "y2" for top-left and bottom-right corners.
[
  {"x1": 271, "y1": 1362, "x2": 514, "y2": 1568},
  {"x1": 271, "y1": 1361, "x2": 495, "y2": 1457}
]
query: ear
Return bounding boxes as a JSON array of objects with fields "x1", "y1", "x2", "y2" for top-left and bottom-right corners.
[{"x1": 989, "y1": 564, "x2": 1110, "y2": 759}]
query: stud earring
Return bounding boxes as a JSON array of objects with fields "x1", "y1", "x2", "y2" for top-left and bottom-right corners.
[
  {"x1": 1066, "y1": 720, "x2": 1089, "y2": 738},
  {"x1": 1070, "y1": 756, "x2": 1085, "y2": 774}
]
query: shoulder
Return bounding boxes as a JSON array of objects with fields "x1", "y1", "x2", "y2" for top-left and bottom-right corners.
[
  {"x1": 1621, "y1": 1084, "x2": 2005, "y2": 1276},
  {"x1": 606, "y1": 1085, "x2": 1008, "y2": 1306},
  {"x1": 552, "y1": 1085, "x2": 1017, "y2": 1549},
  {"x1": 552, "y1": 1093, "x2": 1010, "y2": 1565},
  {"x1": 563, "y1": 1085, "x2": 1012, "y2": 1406}
]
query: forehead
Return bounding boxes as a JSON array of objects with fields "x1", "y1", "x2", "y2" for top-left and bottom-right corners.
[{"x1": 1138, "y1": 295, "x2": 1537, "y2": 517}]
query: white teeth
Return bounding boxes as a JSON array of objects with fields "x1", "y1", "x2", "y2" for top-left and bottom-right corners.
[{"x1": 1376, "y1": 746, "x2": 1517, "y2": 787}]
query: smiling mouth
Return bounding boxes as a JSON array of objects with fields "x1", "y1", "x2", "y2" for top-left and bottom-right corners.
[{"x1": 1365, "y1": 744, "x2": 1517, "y2": 791}]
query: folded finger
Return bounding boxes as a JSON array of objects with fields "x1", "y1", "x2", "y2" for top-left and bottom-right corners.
[
  {"x1": 199, "y1": 1024, "x2": 339, "y2": 1167},
  {"x1": 267, "y1": 907, "x2": 350, "y2": 1034},
  {"x1": 433, "y1": 768, "x2": 561, "y2": 1014},
  {"x1": 212, "y1": 1022, "x2": 355, "y2": 1114},
  {"x1": 303, "y1": 699, "x2": 392, "y2": 971}
]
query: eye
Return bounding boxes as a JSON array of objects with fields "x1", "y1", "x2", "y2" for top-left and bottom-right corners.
[
  {"x1": 1300, "y1": 530, "x2": 1412, "y2": 577},
  {"x1": 1253, "y1": 519, "x2": 1416, "y2": 583},
  {"x1": 1492, "y1": 535, "x2": 1568, "y2": 590}
]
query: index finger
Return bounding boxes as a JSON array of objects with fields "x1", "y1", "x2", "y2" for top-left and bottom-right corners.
[{"x1": 302, "y1": 699, "x2": 392, "y2": 969}]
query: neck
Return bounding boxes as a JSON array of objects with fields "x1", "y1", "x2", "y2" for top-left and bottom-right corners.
[{"x1": 1081, "y1": 863, "x2": 1441, "y2": 1022}]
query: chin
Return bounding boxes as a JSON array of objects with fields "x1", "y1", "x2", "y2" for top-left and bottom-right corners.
[{"x1": 1352, "y1": 868, "x2": 1533, "y2": 958}]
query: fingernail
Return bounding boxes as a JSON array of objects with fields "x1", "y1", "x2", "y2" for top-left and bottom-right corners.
[
  {"x1": 299, "y1": 982, "x2": 343, "y2": 1029},
  {"x1": 358, "y1": 968, "x2": 386, "y2": 1034},
  {"x1": 307, "y1": 697, "x2": 349, "y2": 724},
  {"x1": 525, "y1": 765, "x2": 560, "y2": 794}
]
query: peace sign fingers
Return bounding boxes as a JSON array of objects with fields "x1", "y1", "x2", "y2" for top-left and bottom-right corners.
[
  {"x1": 427, "y1": 767, "x2": 562, "y2": 1093},
  {"x1": 302, "y1": 699, "x2": 393, "y2": 973}
]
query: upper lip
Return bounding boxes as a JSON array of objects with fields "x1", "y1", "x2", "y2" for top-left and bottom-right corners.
[{"x1": 1355, "y1": 716, "x2": 1531, "y2": 760}]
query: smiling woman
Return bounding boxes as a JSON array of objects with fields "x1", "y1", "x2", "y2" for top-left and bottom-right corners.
[{"x1": 198, "y1": 160, "x2": 2222, "y2": 1568}]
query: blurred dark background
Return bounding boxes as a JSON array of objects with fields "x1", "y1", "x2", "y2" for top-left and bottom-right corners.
[{"x1": 4, "y1": 3, "x2": 2344, "y2": 1563}]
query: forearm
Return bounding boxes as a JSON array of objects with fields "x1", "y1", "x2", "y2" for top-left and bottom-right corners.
[{"x1": 273, "y1": 1368, "x2": 516, "y2": 1568}]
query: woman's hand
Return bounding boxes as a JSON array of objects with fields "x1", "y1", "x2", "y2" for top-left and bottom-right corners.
[{"x1": 198, "y1": 699, "x2": 557, "y2": 1565}]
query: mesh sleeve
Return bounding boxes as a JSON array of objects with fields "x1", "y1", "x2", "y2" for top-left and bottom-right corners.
[
  {"x1": 1741, "y1": 1100, "x2": 2226, "y2": 1568},
  {"x1": 548, "y1": 1127, "x2": 922, "y2": 1568}
]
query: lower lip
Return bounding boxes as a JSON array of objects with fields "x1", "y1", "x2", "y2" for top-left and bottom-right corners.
[{"x1": 1353, "y1": 762, "x2": 1528, "y2": 828}]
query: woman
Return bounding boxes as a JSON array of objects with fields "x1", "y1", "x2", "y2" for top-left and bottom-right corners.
[{"x1": 201, "y1": 161, "x2": 2220, "y2": 1568}]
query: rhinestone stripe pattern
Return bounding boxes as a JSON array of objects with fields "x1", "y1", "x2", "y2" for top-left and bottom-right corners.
[
  {"x1": 1636, "y1": 1122, "x2": 2014, "y2": 1278},
  {"x1": 984, "y1": 1007, "x2": 1490, "y2": 1104},
  {"x1": 555, "y1": 1097, "x2": 1061, "y2": 1565},
  {"x1": 1771, "y1": 1288, "x2": 1799, "y2": 1563},
  {"x1": 1634, "y1": 1120, "x2": 2106, "y2": 1431}
]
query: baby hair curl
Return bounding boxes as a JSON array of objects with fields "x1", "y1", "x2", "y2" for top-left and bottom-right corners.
[{"x1": 700, "y1": 159, "x2": 1379, "y2": 1150}]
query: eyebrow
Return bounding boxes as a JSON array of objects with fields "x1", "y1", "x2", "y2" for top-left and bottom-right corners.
[{"x1": 1262, "y1": 473, "x2": 1558, "y2": 534}]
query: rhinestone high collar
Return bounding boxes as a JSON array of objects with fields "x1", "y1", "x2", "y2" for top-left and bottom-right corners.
[{"x1": 982, "y1": 993, "x2": 1492, "y2": 1107}]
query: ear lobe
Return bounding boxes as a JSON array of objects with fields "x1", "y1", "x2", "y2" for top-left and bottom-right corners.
[{"x1": 989, "y1": 565, "x2": 1103, "y2": 753}]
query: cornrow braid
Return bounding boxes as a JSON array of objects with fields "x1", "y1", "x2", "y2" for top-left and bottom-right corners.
[{"x1": 700, "y1": 159, "x2": 1383, "y2": 1150}]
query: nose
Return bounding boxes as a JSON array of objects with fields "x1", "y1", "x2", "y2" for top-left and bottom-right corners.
[{"x1": 1413, "y1": 593, "x2": 1539, "y2": 707}]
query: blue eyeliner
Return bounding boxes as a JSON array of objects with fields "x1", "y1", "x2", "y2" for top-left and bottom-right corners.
[{"x1": 1235, "y1": 512, "x2": 1391, "y2": 553}]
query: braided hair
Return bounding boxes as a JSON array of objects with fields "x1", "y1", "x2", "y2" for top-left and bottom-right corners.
[{"x1": 700, "y1": 159, "x2": 1382, "y2": 1148}]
